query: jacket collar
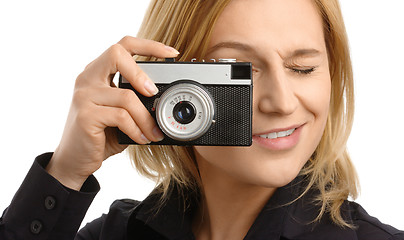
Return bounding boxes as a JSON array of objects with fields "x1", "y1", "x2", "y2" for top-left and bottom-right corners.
[{"x1": 134, "y1": 176, "x2": 358, "y2": 240}]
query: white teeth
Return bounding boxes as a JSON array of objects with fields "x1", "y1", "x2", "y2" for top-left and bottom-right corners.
[
  {"x1": 259, "y1": 128, "x2": 296, "y2": 139},
  {"x1": 261, "y1": 132, "x2": 277, "y2": 139},
  {"x1": 285, "y1": 128, "x2": 295, "y2": 135},
  {"x1": 277, "y1": 130, "x2": 288, "y2": 138}
]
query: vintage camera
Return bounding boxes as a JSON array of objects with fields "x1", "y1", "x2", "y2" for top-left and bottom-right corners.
[{"x1": 117, "y1": 58, "x2": 252, "y2": 146}]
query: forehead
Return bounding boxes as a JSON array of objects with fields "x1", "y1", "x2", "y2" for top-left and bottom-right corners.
[{"x1": 208, "y1": 0, "x2": 325, "y2": 54}]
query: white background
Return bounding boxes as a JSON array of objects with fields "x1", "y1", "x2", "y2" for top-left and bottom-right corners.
[{"x1": 0, "y1": 0, "x2": 403, "y2": 231}]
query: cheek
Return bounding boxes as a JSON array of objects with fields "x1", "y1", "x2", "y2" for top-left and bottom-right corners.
[
  {"x1": 297, "y1": 74, "x2": 331, "y2": 121},
  {"x1": 296, "y1": 73, "x2": 331, "y2": 162}
]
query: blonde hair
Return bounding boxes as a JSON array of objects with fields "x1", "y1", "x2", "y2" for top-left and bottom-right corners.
[{"x1": 128, "y1": 0, "x2": 359, "y2": 227}]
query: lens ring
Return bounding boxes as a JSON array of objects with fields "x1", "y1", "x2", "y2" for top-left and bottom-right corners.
[{"x1": 156, "y1": 82, "x2": 215, "y2": 141}]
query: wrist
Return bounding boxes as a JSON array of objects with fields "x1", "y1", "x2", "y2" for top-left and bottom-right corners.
[{"x1": 46, "y1": 154, "x2": 88, "y2": 191}]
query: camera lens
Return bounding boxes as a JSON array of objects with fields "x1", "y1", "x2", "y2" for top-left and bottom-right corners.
[
  {"x1": 173, "y1": 101, "x2": 196, "y2": 124},
  {"x1": 156, "y1": 81, "x2": 215, "y2": 141}
]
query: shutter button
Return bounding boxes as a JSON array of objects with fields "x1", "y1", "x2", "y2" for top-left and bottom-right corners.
[
  {"x1": 30, "y1": 220, "x2": 43, "y2": 234},
  {"x1": 45, "y1": 196, "x2": 56, "y2": 210}
]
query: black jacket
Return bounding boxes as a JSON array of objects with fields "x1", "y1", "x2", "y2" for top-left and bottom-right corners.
[{"x1": 1, "y1": 153, "x2": 403, "y2": 240}]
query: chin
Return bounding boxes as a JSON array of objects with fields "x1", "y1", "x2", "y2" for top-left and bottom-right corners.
[
  {"x1": 194, "y1": 144, "x2": 310, "y2": 189},
  {"x1": 253, "y1": 164, "x2": 303, "y2": 189}
]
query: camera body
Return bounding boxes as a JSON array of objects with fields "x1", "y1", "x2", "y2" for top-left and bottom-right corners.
[{"x1": 117, "y1": 58, "x2": 252, "y2": 146}]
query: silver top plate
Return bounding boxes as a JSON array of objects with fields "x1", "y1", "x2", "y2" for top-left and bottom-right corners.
[{"x1": 121, "y1": 63, "x2": 251, "y2": 85}]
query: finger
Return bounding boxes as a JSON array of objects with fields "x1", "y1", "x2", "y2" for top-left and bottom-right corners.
[
  {"x1": 81, "y1": 43, "x2": 159, "y2": 97},
  {"x1": 88, "y1": 87, "x2": 164, "y2": 142},
  {"x1": 94, "y1": 105, "x2": 151, "y2": 145},
  {"x1": 118, "y1": 36, "x2": 180, "y2": 57},
  {"x1": 110, "y1": 44, "x2": 159, "y2": 97},
  {"x1": 79, "y1": 36, "x2": 179, "y2": 94}
]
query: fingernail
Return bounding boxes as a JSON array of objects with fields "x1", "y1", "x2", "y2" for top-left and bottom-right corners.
[
  {"x1": 165, "y1": 45, "x2": 180, "y2": 55},
  {"x1": 144, "y1": 80, "x2": 159, "y2": 95},
  {"x1": 140, "y1": 134, "x2": 151, "y2": 144},
  {"x1": 153, "y1": 126, "x2": 165, "y2": 141}
]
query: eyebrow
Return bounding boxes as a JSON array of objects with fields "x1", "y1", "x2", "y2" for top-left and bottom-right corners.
[
  {"x1": 207, "y1": 41, "x2": 321, "y2": 60},
  {"x1": 288, "y1": 48, "x2": 321, "y2": 59},
  {"x1": 207, "y1": 41, "x2": 255, "y2": 54}
]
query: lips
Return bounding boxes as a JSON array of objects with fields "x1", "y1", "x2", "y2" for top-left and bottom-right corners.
[
  {"x1": 252, "y1": 124, "x2": 304, "y2": 151},
  {"x1": 258, "y1": 128, "x2": 296, "y2": 139},
  {"x1": 254, "y1": 124, "x2": 303, "y2": 137}
]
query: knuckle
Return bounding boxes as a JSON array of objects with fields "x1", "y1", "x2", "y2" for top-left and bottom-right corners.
[
  {"x1": 75, "y1": 72, "x2": 87, "y2": 88},
  {"x1": 72, "y1": 88, "x2": 89, "y2": 104},
  {"x1": 119, "y1": 35, "x2": 135, "y2": 45},
  {"x1": 83, "y1": 59, "x2": 95, "y2": 71},
  {"x1": 108, "y1": 43, "x2": 124, "y2": 59},
  {"x1": 121, "y1": 89, "x2": 137, "y2": 103},
  {"x1": 116, "y1": 109, "x2": 129, "y2": 123}
]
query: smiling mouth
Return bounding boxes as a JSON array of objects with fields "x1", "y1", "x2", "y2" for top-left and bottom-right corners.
[{"x1": 258, "y1": 128, "x2": 296, "y2": 139}]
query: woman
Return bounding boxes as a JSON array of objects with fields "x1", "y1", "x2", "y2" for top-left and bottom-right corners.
[{"x1": 1, "y1": 0, "x2": 403, "y2": 239}]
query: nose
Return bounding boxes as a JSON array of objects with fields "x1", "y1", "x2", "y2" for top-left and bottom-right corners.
[{"x1": 256, "y1": 69, "x2": 298, "y2": 116}]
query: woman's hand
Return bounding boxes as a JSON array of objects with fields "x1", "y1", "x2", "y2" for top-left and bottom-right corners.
[{"x1": 46, "y1": 36, "x2": 179, "y2": 190}]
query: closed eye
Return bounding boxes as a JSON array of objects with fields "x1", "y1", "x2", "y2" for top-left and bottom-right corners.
[{"x1": 289, "y1": 67, "x2": 316, "y2": 75}]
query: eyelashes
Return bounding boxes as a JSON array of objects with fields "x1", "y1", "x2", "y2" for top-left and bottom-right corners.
[
  {"x1": 251, "y1": 66, "x2": 317, "y2": 75},
  {"x1": 289, "y1": 67, "x2": 316, "y2": 75},
  {"x1": 237, "y1": 58, "x2": 318, "y2": 76}
]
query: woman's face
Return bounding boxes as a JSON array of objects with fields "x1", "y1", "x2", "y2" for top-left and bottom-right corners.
[{"x1": 194, "y1": 0, "x2": 331, "y2": 188}]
